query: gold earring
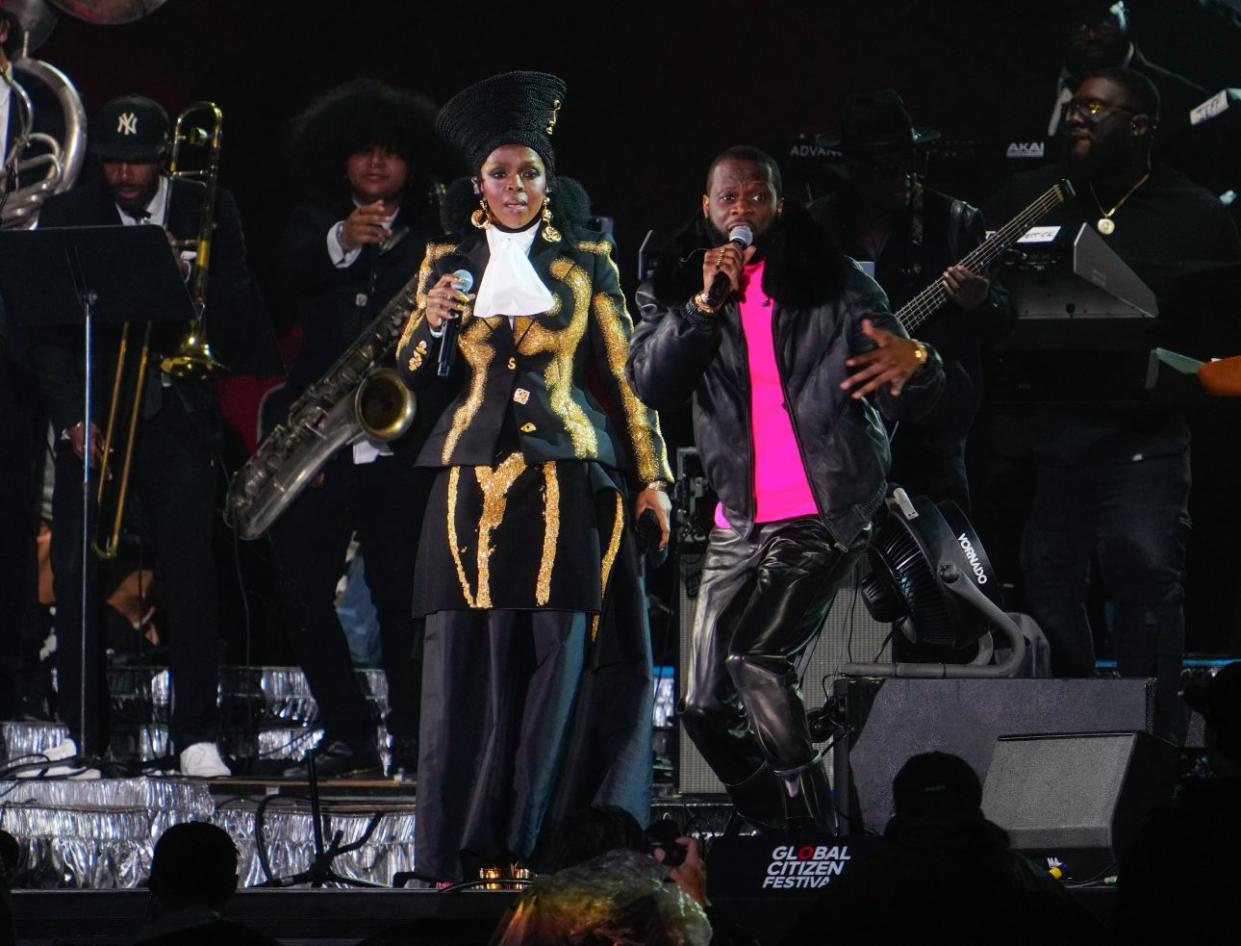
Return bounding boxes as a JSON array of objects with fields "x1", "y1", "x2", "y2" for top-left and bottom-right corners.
[
  {"x1": 540, "y1": 197, "x2": 562, "y2": 243},
  {"x1": 471, "y1": 197, "x2": 491, "y2": 230}
]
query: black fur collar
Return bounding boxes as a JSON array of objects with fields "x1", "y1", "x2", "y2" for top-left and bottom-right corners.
[{"x1": 648, "y1": 200, "x2": 848, "y2": 309}]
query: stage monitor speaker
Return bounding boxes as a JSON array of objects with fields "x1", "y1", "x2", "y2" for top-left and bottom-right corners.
[
  {"x1": 675, "y1": 549, "x2": 892, "y2": 795},
  {"x1": 981, "y1": 730, "x2": 1177, "y2": 878},
  {"x1": 835, "y1": 677, "x2": 1156, "y2": 834}
]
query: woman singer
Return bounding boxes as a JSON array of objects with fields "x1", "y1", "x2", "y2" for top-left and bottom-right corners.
[{"x1": 395, "y1": 71, "x2": 672, "y2": 883}]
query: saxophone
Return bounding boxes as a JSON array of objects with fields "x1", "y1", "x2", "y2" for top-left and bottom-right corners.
[{"x1": 225, "y1": 274, "x2": 421, "y2": 540}]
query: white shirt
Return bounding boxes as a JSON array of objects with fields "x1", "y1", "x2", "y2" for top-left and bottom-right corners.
[
  {"x1": 116, "y1": 174, "x2": 171, "y2": 227},
  {"x1": 325, "y1": 200, "x2": 401, "y2": 463},
  {"x1": 326, "y1": 201, "x2": 400, "y2": 268}
]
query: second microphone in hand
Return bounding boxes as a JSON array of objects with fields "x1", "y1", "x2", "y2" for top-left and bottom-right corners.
[
  {"x1": 437, "y1": 268, "x2": 475, "y2": 378},
  {"x1": 704, "y1": 224, "x2": 754, "y2": 308}
]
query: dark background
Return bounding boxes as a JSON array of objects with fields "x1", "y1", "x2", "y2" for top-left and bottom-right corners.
[
  {"x1": 36, "y1": 0, "x2": 1241, "y2": 296},
  {"x1": 31, "y1": 0, "x2": 1241, "y2": 657}
]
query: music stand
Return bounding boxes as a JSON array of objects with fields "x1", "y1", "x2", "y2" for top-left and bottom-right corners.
[{"x1": 0, "y1": 224, "x2": 194, "y2": 760}]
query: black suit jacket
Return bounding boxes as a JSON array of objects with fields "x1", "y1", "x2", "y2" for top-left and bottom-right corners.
[
  {"x1": 278, "y1": 202, "x2": 436, "y2": 395},
  {"x1": 30, "y1": 176, "x2": 276, "y2": 433},
  {"x1": 396, "y1": 223, "x2": 671, "y2": 487},
  {"x1": 275, "y1": 201, "x2": 445, "y2": 458}
]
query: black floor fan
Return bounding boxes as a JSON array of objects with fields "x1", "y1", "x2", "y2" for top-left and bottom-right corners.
[{"x1": 842, "y1": 489, "x2": 1027, "y2": 678}]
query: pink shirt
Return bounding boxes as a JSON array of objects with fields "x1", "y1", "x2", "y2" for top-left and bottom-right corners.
[{"x1": 714, "y1": 260, "x2": 818, "y2": 530}]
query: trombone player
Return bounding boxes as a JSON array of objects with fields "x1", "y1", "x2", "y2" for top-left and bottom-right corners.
[{"x1": 29, "y1": 95, "x2": 275, "y2": 777}]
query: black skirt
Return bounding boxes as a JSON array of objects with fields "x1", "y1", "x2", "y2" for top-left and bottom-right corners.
[
  {"x1": 411, "y1": 458, "x2": 654, "y2": 882},
  {"x1": 414, "y1": 455, "x2": 627, "y2": 616}
]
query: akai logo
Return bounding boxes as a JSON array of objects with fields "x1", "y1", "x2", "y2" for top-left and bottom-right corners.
[{"x1": 1006, "y1": 141, "x2": 1045, "y2": 159}]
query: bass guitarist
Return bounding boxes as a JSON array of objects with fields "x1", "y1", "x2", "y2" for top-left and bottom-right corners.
[{"x1": 811, "y1": 90, "x2": 1011, "y2": 514}]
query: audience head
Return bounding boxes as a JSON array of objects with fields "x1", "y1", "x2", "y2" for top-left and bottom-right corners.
[
  {"x1": 149, "y1": 822, "x2": 239, "y2": 913},
  {"x1": 0, "y1": 829, "x2": 19, "y2": 885},
  {"x1": 548, "y1": 805, "x2": 647, "y2": 872},
  {"x1": 1186, "y1": 661, "x2": 1241, "y2": 774},
  {"x1": 891, "y1": 751, "x2": 984, "y2": 826}
]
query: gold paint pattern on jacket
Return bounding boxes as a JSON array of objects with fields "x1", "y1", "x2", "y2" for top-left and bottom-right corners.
[
  {"x1": 580, "y1": 237, "x2": 672, "y2": 483},
  {"x1": 440, "y1": 317, "x2": 496, "y2": 463},
  {"x1": 536, "y1": 461, "x2": 559, "y2": 606},
  {"x1": 472, "y1": 453, "x2": 528, "y2": 609},
  {"x1": 445, "y1": 454, "x2": 529, "y2": 608},
  {"x1": 591, "y1": 490, "x2": 626, "y2": 641},
  {"x1": 396, "y1": 242, "x2": 454, "y2": 355},
  {"x1": 590, "y1": 289, "x2": 669, "y2": 483},
  {"x1": 445, "y1": 466, "x2": 471, "y2": 606},
  {"x1": 516, "y1": 257, "x2": 597, "y2": 457}
]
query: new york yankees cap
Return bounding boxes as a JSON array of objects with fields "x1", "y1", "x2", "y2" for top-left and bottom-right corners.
[{"x1": 93, "y1": 95, "x2": 170, "y2": 162}]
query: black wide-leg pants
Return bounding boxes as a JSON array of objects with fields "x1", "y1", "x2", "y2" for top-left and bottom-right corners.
[{"x1": 681, "y1": 516, "x2": 865, "y2": 785}]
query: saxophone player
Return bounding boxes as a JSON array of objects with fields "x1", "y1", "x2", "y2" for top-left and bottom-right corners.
[
  {"x1": 272, "y1": 80, "x2": 453, "y2": 779},
  {"x1": 29, "y1": 95, "x2": 276, "y2": 777}
]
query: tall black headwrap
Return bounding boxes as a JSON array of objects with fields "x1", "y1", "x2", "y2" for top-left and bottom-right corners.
[{"x1": 434, "y1": 71, "x2": 567, "y2": 175}]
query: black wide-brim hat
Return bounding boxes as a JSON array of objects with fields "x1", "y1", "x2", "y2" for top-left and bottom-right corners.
[
  {"x1": 435, "y1": 71, "x2": 567, "y2": 174},
  {"x1": 92, "y1": 95, "x2": 170, "y2": 162},
  {"x1": 821, "y1": 89, "x2": 940, "y2": 154}
]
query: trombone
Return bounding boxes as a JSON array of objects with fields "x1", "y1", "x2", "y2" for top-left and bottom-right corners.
[{"x1": 93, "y1": 101, "x2": 225, "y2": 560}]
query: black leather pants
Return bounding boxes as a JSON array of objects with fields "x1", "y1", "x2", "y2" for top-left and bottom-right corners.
[{"x1": 681, "y1": 517, "x2": 866, "y2": 789}]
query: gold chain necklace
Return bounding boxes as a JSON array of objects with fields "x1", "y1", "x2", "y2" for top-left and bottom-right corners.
[{"x1": 1089, "y1": 172, "x2": 1150, "y2": 235}]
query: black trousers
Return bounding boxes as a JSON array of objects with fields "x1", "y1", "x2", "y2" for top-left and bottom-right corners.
[
  {"x1": 0, "y1": 357, "x2": 42, "y2": 719},
  {"x1": 50, "y1": 393, "x2": 220, "y2": 755},
  {"x1": 416, "y1": 608, "x2": 588, "y2": 882},
  {"x1": 681, "y1": 517, "x2": 865, "y2": 785},
  {"x1": 271, "y1": 451, "x2": 431, "y2": 750},
  {"x1": 889, "y1": 421, "x2": 971, "y2": 513},
  {"x1": 1021, "y1": 449, "x2": 1191, "y2": 738}
]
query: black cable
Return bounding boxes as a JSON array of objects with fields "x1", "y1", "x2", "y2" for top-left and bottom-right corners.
[
  {"x1": 872, "y1": 629, "x2": 895, "y2": 662},
  {"x1": 845, "y1": 559, "x2": 863, "y2": 662},
  {"x1": 253, "y1": 791, "x2": 288, "y2": 884}
]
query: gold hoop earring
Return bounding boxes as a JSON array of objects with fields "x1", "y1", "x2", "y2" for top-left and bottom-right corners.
[
  {"x1": 540, "y1": 196, "x2": 562, "y2": 243},
  {"x1": 471, "y1": 198, "x2": 491, "y2": 230}
]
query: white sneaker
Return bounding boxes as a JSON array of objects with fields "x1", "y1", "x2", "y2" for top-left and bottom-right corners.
[
  {"x1": 179, "y1": 742, "x2": 231, "y2": 778},
  {"x1": 15, "y1": 738, "x2": 102, "y2": 780}
]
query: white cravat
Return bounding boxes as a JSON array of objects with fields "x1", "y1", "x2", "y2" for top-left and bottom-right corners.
[{"x1": 474, "y1": 222, "x2": 554, "y2": 317}]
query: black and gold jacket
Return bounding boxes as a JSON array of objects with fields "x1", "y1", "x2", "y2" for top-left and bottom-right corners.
[{"x1": 396, "y1": 222, "x2": 672, "y2": 486}]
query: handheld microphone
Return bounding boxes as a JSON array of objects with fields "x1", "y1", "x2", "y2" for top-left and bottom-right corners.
[
  {"x1": 704, "y1": 224, "x2": 754, "y2": 308},
  {"x1": 437, "y1": 268, "x2": 475, "y2": 378}
]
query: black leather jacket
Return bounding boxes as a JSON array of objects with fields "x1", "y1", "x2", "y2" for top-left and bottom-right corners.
[{"x1": 626, "y1": 204, "x2": 944, "y2": 545}]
